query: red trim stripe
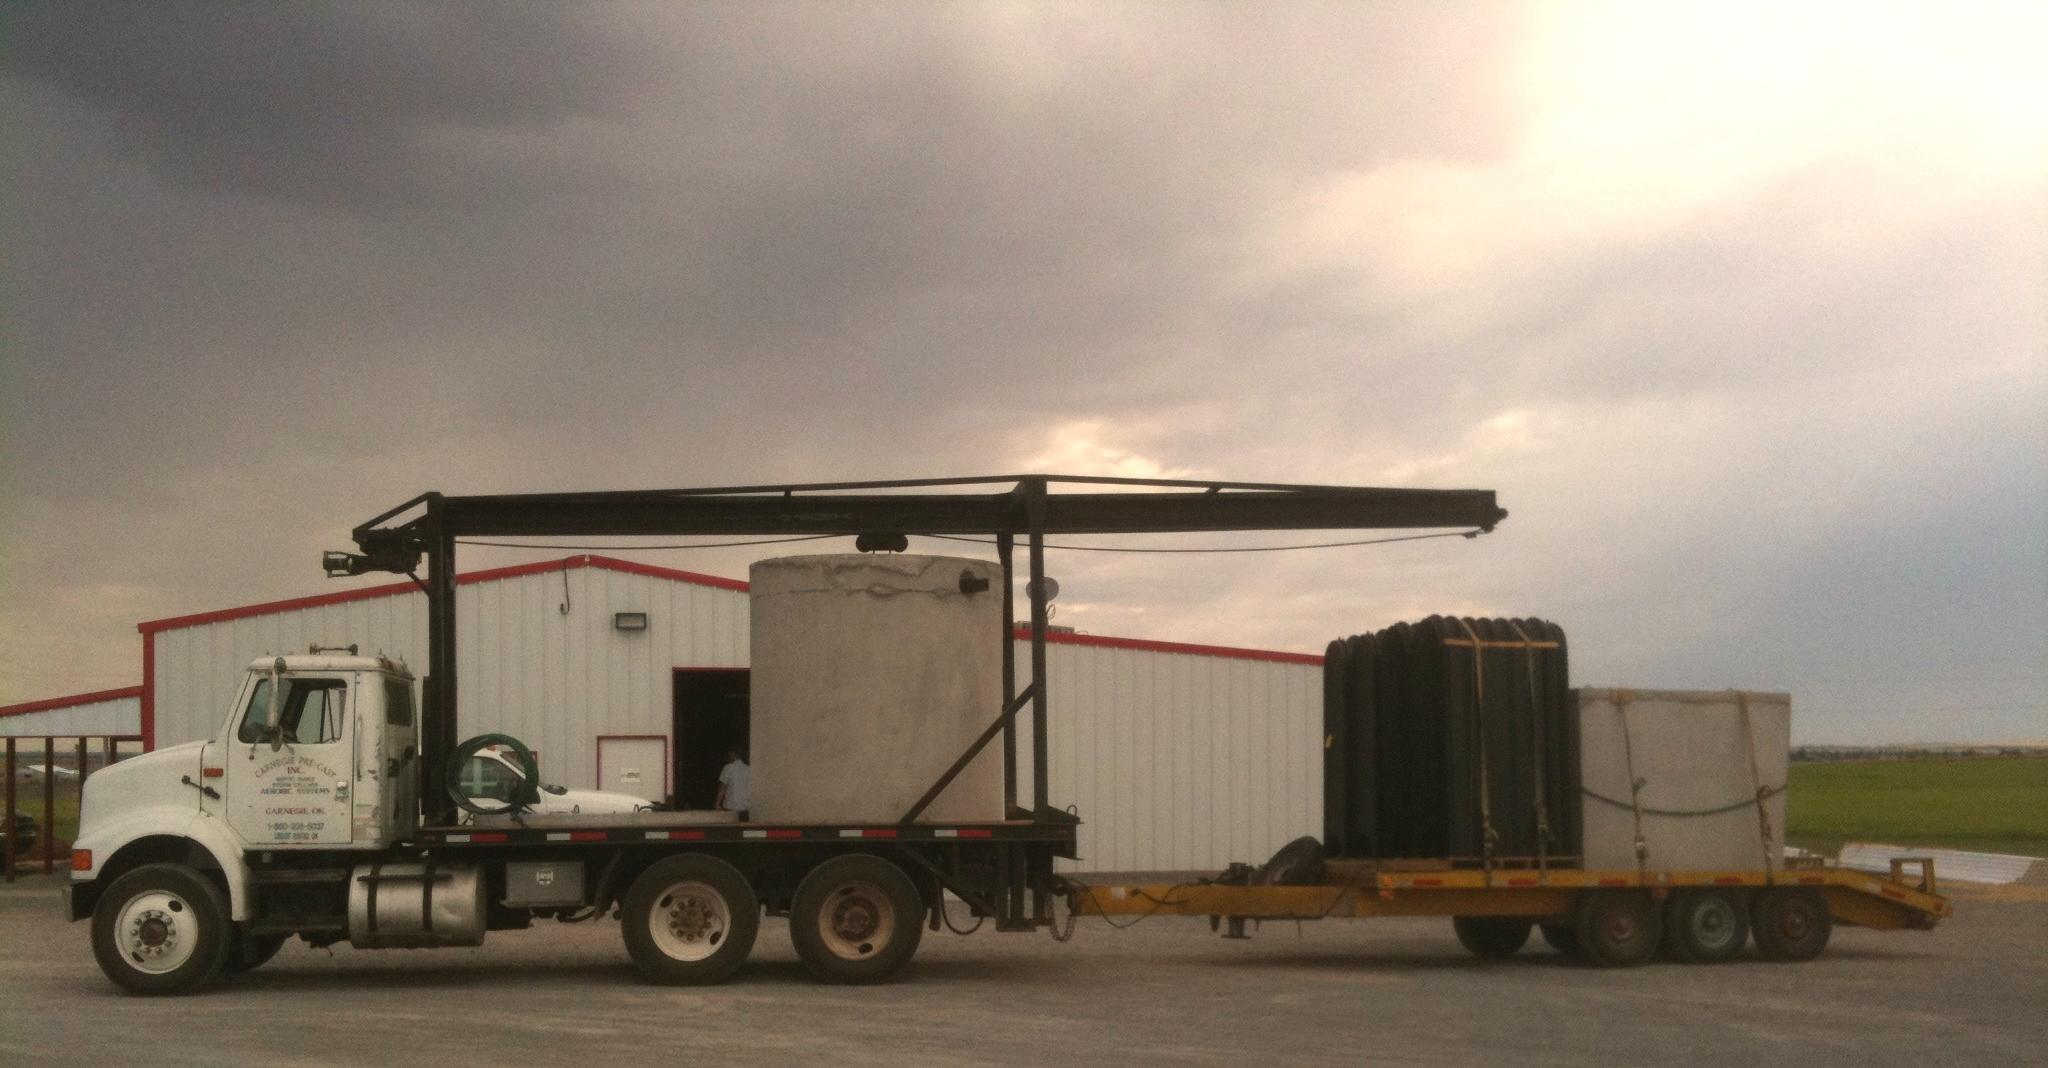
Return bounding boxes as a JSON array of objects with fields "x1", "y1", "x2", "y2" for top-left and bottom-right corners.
[
  {"x1": 469, "y1": 832, "x2": 509, "y2": 844},
  {"x1": 1598, "y1": 877, "x2": 1629, "y2": 887},
  {"x1": 859, "y1": 828, "x2": 899, "y2": 839},
  {"x1": 137, "y1": 555, "x2": 746, "y2": 634},
  {"x1": 1506, "y1": 877, "x2": 1538, "y2": 887},
  {"x1": 762, "y1": 828, "x2": 801, "y2": 839},
  {"x1": 1413, "y1": 877, "x2": 1444, "y2": 887},
  {"x1": 0, "y1": 686, "x2": 144, "y2": 719},
  {"x1": 664, "y1": 830, "x2": 706, "y2": 841},
  {"x1": 569, "y1": 830, "x2": 607, "y2": 842},
  {"x1": 953, "y1": 828, "x2": 994, "y2": 839},
  {"x1": 141, "y1": 632, "x2": 155, "y2": 751}
]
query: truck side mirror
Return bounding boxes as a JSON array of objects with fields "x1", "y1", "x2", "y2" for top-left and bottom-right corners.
[{"x1": 266, "y1": 657, "x2": 286, "y2": 751}]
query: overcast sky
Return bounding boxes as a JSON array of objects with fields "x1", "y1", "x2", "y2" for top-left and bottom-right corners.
[{"x1": 2, "y1": 2, "x2": 2042, "y2": 744}]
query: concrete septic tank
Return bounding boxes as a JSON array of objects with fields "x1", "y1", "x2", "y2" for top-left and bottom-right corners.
[
  {"x1": 748, "y1": 554, "x2": 1005, "y2": 824},
  {"x1": 1576, "y1": 688, "x2": 1790, "y2": 871}
]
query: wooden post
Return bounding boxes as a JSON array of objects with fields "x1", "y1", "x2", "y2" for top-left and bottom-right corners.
[
  {"x1": 4, "y1": 738, "x2": 15, "y2": 883},
  {"x1": 42, "y1": 737, "x2": 56, "y2": 874}
]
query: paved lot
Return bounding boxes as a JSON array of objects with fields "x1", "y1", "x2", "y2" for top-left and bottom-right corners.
[{"x1": 1, "y1": 875, "x2": 2041, "y2": 1066}]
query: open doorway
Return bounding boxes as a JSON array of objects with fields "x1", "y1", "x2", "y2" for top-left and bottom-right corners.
[{"x1": 673, "y1": 669, "x2": 749, "y2": 811}]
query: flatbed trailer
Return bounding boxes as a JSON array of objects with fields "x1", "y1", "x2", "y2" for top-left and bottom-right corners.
[{"x1": 1074, "y1": 855, "x2": 1950, "y2": 966}]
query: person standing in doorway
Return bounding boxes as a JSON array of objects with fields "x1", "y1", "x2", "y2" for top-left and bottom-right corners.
[{"x1": 715, "y1": 747, "x2": 749, "y2": 822}]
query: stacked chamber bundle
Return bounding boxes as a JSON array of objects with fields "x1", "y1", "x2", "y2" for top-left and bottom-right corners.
[{"x1": 1322, "y1": 616, "x2": 1579, "y2": 865}]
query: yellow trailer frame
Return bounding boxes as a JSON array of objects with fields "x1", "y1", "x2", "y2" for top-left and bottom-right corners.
[{"x1": 1072, "y1": 857, "x2": 1949, "y2": 961}]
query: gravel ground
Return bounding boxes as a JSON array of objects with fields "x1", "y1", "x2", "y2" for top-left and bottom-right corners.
[{"x1": 1, "y1": 875, "x2": 2041, "y2": 1067}]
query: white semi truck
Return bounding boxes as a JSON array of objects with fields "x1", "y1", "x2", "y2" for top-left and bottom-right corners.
[{"x1": 70, "y1": 475, "x2": 1507, "y2": 994}]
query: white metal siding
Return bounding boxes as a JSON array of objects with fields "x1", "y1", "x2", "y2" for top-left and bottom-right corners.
[
  {"x1": 147, "y1": 560, "x2": 1320, "y2": 874},
  {"x1": 1022, "y1": 641, "x2": 1321, "y2": 874},
  {"x1": 0, "y1": 695, "x2": 141, "y2": 737},
  {"x1": 150, "y1": 565, "x2": 750, "y2": 796}
]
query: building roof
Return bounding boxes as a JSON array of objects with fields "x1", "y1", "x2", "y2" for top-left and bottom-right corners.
[
  {"x1": 133, "y1": 553, "x2": 1324, "y2": 667},
  {"x1": 0, "y1": 686, "x2": 144, "y2": 721}
]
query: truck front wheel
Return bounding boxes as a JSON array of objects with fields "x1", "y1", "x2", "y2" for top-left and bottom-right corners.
[
  {"x1": 789, "y1": 854, "x2": 925, "y2": 984},
  {"x1": 90, "y1": 863, "x2": 233, "y2": 995},
  {"x1": 621, "y1": 855, "x2": 760, "y2": 985}
]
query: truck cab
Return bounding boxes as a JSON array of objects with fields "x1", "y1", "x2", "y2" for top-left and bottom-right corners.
[{"x1": 68, "y1": 655, "x2": 420, "y2": 990}]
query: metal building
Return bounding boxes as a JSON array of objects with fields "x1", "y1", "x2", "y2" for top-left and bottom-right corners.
[
  {"x1": 0, "y1": 688, "x2": 142, "y2": 738},
  {"x1": 78, "y1": 553, "x2": 1319, "y2": 872}
]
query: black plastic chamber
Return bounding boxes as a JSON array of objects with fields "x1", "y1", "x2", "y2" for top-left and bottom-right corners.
[{"x1": 1322, "y1": 616, "x2": 1579, "y2": 864}]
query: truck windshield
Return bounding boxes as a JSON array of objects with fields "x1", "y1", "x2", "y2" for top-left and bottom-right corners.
[{"x1": 236, "y1": 678, "x2": 347, "y2": 745}]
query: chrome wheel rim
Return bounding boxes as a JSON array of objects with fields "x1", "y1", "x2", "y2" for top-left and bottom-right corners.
[
  {"x1": 816, "y1": 880, "x2": 895, "y2": 961},
  {"x1": 117, "y1": 890, "x2": 199, "y2": 974},
  {"x1": 649, "y1": 881, "x2": 730, "y2": 962},
  {"x1": 1690, "y1": 897, "x2": 1739, "y2": 952}
]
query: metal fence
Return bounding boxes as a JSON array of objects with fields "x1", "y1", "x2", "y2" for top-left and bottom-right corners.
[{"x1": 3, "y1": 734, "x2": 143, "y2": 881}]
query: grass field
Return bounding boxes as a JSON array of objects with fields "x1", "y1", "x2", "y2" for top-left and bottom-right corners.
[{"x1": 1786, "y1": 755, "x2": 2048, "y2": 859}]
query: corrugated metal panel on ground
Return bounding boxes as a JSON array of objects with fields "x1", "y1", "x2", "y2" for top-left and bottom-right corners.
[{"x1": 1837, "y1": 843, "x2": 2048, "y2": 886}]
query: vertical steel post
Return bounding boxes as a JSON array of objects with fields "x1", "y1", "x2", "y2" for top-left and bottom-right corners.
[
  {"x1": 998, "y1": 533, "x2": 1017, "y2": 817},
  {"x1": 4, "y1": 738, "x2": 15, "y2": 882},
  {"x1": 42, "y1": 737, "x2": 56, "y2": 874},
  {"x1": 1025, "y1": 480, "x2": 1050, "y2": 814},
  {"x1": 423, "y1": 496, "x2": 458, "y2": 826}
]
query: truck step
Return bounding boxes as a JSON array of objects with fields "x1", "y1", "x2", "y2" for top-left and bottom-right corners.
[{"x1": 249, "y1": 867, "x2": 352, "y2": 885}]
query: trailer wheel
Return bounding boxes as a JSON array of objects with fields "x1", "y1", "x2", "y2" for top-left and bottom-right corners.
[
  {"x1": 223, "y1": 931, "x2": 289, "y2": 974},
  {"x1": 1573, "y1": 891, "x2": 1662, "y2": 968},
  {"x1": 1452, "y1": 916, "x2": 1532, "y2": 959},
  {"x1": 90, "y1": 863, "x2": 233, "y2": 995},
  {"x1": 621, "y1": 855, "x2": 760, "y2": 985},
  {"x1": 1664, "y1": 889, "x2": 1749, "y2": 963},
  {"x1": 789, "y1": 854, "x2": 925, "y2": 984},
  {"x1": 1751, "y1": 887, "x2": 1831, "y2": 962},
  {"x1": 1539, "y1": 922, "x2": 1581, "y2": 959}
]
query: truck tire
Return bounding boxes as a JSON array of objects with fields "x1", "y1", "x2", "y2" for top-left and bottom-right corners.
[
  {"x1": 789, "y1": 854, "x2": 925, "y2": 984},
  {"x1": 91, "y1": 863, "x2": 233, "y2": 995},
  {"x1": 1664, "y1": 889, "x2": 1749, "y2": 963},
  {"x1": 1452, "y1": 916, "x2": 1532, "y2": 959},
  {"x1": 1751, "y1": 887, "x2": 1831, "y2": 962},
  {"x1": 1572, "y1": 891, "x2": 1661, "y2": 968},
  {"x1": 621, "y1": 855, "x2": 760, "y2": 985},
  {"x1": 1539, "y1": 921, "x2": 1581, "y2": 958},
  {"x1": 224, "y1": 931, "x2": 289, "y2": 974}
]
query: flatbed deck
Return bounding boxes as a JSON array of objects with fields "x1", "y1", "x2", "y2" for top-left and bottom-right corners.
[
  {"x1": 424, "y1": 816, "x2": 1080, "y2": 848},
  {"x1": 1076, "y1": 860, "x2": 1950, "y2": 932}
]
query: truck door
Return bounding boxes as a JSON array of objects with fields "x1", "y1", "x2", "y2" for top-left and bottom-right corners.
[{"x1": 224, "y1": 673, "x2": 356, "y2": 847}]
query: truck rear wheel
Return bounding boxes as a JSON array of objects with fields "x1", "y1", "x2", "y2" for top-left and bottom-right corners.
[
  {"x1": 1751, "y1": 887, "x2": 1831, "y2": 962},
  {"x1": 1573, "y1": 891, "x2": 1661, "y2": 968},
  {"x1": 621, "y1": 855, "x2": 759, "y2": 985},
  {"x1": 789, "y1": 854, "x2": 925, "y2": 984},
  {"x1": 91, "y1": 863, "x2": 233, "y2": 995},
  {"x1": 1664, "y1": 889, "x2": 1749, "y2": 963},
  {"x1": 1452, "y1": 916, "x2": 1532, "y2": 958}
]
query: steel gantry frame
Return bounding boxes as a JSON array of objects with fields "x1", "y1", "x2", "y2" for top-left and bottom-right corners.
[{"x1": 333, "y1": 474, "x2": 1508, "y2": 828}]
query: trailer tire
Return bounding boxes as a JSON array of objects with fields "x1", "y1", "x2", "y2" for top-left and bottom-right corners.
[
  {"x1": 1664, "y1": 889, "x2": 1749, "y2": 963},
  {"x1": 91, "y1": 863, "x2": 233, "y2": 995},
  {"x1": 223, "y1": 931, "x2": 288, "y2": 974},
  {"x1": 1452, "y1": 916, "x2": 1532, "y2": 959},
  {"x1": 1539, "y1": 922, "x2": 1581, "y2": 958},
  {"x1": 1573, "y1": 891, "x2": 1661, "y2": 968},
  {"x1": 790, "y1": 854, "x2": 925, "y2": 985},
  {"x1": 621, "y1": 855, "x2": 759, "y2": 985},
  {"x1": 1751, "y1": 887, "x2": 1830, "y2": 962}
]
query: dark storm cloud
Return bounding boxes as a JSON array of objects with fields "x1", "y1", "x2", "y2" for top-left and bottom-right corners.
[{"x1": 1, "y1": 2, "x2": 2041, "y2": 741}]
